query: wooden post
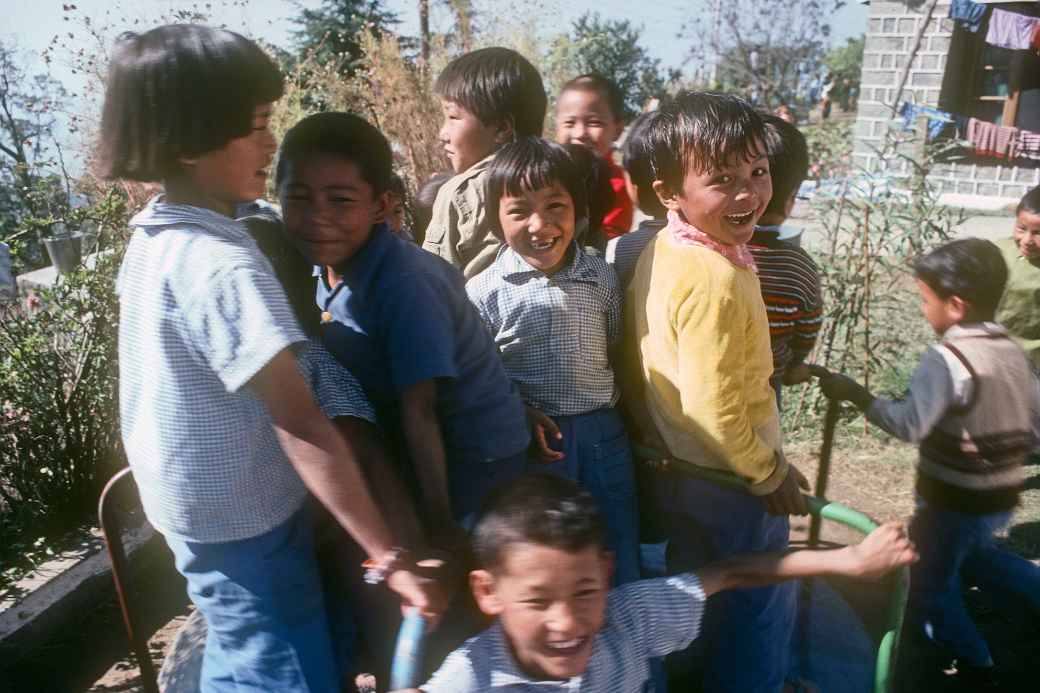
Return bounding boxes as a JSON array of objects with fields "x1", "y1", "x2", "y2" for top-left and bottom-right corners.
[{"x1": 862, "y1": 206, "x2": 871, "y2": 436}]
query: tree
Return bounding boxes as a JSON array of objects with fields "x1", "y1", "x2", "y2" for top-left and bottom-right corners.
[
  {"x1": 545, "y1": 12, "x2": 673, "y2": 119},
  {"x1": 0, "y1": 40, "x2": 70, "y2": 273},
  {"x1": 292, "y1": 0, "x2": 399, "y2": 73},
  {"x1": 684, "y1": 0, "x2": 846, "y2": 108}
]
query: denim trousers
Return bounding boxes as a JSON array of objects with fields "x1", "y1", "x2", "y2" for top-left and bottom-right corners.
[
  {"x1": 164, "y1": 507, "x2": 345, "y2": 692},
  {"x1": 908, "y1": 503, "x2": 1040, "y2": 667},
  {"x1": 532, "y1": 407, "x2": 642, "y2": 586},
  {"x1": 653, "y1": 471, "x2": 797, "y2": 693}
]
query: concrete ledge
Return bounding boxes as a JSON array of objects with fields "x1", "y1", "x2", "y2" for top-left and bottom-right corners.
[{"x1": 0, "y1": 522, "x2": 160, "y2": 659}]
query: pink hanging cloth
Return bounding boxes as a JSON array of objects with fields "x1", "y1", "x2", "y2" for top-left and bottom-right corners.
[
  {"x1": 986, "y1": 8, "x2": 1040, "y2": 50},
  {"x1": 967, "y1": 118, "x2": 1019, "y2": 159}
]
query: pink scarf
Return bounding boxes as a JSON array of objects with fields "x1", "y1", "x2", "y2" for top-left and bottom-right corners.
[{"x1": 666, "y1": 210, "x2": 757, "y2": 271}]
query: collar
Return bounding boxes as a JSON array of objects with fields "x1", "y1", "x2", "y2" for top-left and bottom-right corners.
[
  {"x1": 666, "y1": 210, "x2": 757, "y2": 270},
  {"x1": 130, "y1": 194, "x2": 248, "y2": 239},
  {"x1": 941, "y1": 322, "x2": 1008, "y2": 341},
  {"x1": 498, "y1": 242, "x2": 598, "y2": 282},
  {"x1": 487, "y1": 624, "x2": 584, "y2": 689}
]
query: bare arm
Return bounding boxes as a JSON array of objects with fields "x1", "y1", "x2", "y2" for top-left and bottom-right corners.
[
  {"x1": 250, "y1": 350, "x2": 445, "y2": 616},
  {"x1": 696, "y1": 522, "x2": 917, "y2": 597},
  {"x1": 400, "y1": 379, "x2": 454, "y2": 529}
]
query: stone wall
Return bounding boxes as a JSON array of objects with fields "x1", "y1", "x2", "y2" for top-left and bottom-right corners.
[{"x1": 854, "y1": 0, "x2": 1039, "y2": 201}]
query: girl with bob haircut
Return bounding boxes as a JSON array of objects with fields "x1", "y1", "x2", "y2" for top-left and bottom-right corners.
[{"x1": 102, "y1": 24, "x2": 442, "y2": 691}]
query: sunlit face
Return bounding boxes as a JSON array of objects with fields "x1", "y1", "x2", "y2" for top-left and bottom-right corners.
[
  {"x1": 555, "y1": 88, "x2": 623, "y2": 159},
  {"x1": 278, "y1": 153, "x2": 388, "y2": 268},
  {"x1": 498, "y1": 181, "x2": 577, "y2": 275},
  {"x1": 181, "y1": 103, "x2": 277, "y2": 215},
  {"x1": 472, "y1": 544, "x2": 612, "y2": 681},
  {"x1": 438, "y1": 99, "x2": 508, "y2": 173},
  {"x1": 916, "y1": 278, "x2": 962, "y2": 335},
  {"x1": 657, "y1": 148, "x2": 772, "y2": 246},
  {"x1": 1012, "y1": 209, "x2": 1040, "y2": 263}
]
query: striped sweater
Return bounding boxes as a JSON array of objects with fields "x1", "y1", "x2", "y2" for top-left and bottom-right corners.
[
  {"x1": 867, "y1": 324, "x2": 1040, "y2": 514},
  {"x1": 747, "y1": 227, "x2": 823, "y2": 378}
]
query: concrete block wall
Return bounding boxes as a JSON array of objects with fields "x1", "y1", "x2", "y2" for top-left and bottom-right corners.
[{"x1": 854, "y1": 0, "x2": 1039, "y2": 200}]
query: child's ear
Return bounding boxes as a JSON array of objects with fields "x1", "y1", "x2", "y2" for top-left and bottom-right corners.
[
  {"x1": 374, "y1": 189, "x2": 392, "y2": 225},
  {"x1": 493, "y1": 117, "x2": 515, "y2": 146},
  {"x1": 470, "y1": 569, "x2": 504, "y2": 616},
  {"x1": 601, "y1": 550, "x2": 615, "y2": 585},
  {"x1": 948, "y1": 295, "x2": 970, "y2": 322},
  {"x1": 652, "y1": 179, "x2": 682, "y2": 213}
]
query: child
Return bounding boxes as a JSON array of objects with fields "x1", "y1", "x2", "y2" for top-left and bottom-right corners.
[
  {"x1": 423, "y1": 47, "x2": 547, "y2": 280},
  {"x1": 819, "y1": 238, "x2": 1040, "y2": 689},
  {"x1": 466, "y1": 137, "x2": 640, "y2": 585},
  {"x1": 275, "y1": 112, "x2": 531, "y2": 540},
  {"x1": 560, "y1": 142, "x2": 612, "y2": 252},
  {"x1": 99, "y1": 25, "x2": 440, "y2": 691},
  {"x1": 555, "y1": 73, "x2": 634, "y2": 239},
  {"x1": 607, "y1": 110, "x2": 668, "y2": 289},
  {"x1": 395, "y1": 473, "x2": 917, "y2": 693},
  {"x1": 412, "y1": 172, "x2": 453, "y2": 245},
  {"x1": 620, "y1": 91, "x2": 810, "y2": 693},
  {"x1": 996, "y1": 185, "x2": 1040, "y2": 368},
  {"x1": 386, "y1": 172, "x2": 416, "y2": 243},
  {"x1": 749, "y1": 115, "x2": 822, "y2": 403}
]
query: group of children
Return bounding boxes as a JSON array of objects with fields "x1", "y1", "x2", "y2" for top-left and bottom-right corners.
[{"x1": 101, "y1": 22, "x2": 1039, "y2": 693}]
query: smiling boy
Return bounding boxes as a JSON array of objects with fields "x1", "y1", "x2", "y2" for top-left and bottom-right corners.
[
  {"x1": 996, "y1": 186, "x2": 1040, "y2": 368},
  {"x1": 276, "y1": 112, "x2": 530, "y2": 540},
  {"x1": 393, "y1": 473, "x2": 916, "y2": 693},
  {"x1": 620, "y1": 92, "x2": 811, "y2": 692},
  {"x1": 422, "y1": 48, "x2": 547, "y2": 280}
]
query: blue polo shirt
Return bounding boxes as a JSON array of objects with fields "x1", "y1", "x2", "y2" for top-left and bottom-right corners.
[{"x1": 316, "y1": 225, "x2": 529, "y2": 465}]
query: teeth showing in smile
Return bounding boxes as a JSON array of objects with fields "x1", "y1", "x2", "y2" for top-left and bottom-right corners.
[
  {"x1": 546, "y1": 638, "x2": 584, "y2": 651},
  {"x1": 724, "y1": 210, "x2": 755, "y2": 225},
  {"x1": 531, "y1": 238, "x2": 556, "y2": 251}
]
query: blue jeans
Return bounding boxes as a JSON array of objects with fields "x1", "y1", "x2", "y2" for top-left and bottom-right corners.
[
  {"x1": 532, "y1": 407, "x2": 641, "y2": 586},
  {"x1": 654, "y1": 472, "x2": 796, "y2": 693},
  {"x1": 164, "y1": 508, "x2": 345, "y2": 692},
  {"x1": 908, "y1": 503, "x2": 1040, "y2": 667}
]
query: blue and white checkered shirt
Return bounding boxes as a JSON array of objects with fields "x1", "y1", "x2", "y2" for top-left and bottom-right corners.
[
  {"x1": 118, "y1": 198, "x2": 375, "y2": 544},
  {"x1": 420, "y1": 573, "x2": 706, "y2": 692},
  {"x1": 467, "y1": 244, "x2": 622, "y2": 417}
]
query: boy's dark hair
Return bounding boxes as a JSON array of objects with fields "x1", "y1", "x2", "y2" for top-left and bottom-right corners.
[
  {"x1": 388, "y1": 172, "x2": 407, "y2": 199},
  {"x1": 761, "y1": 114, "x2": 809, "y2": 219},
  {"x1": 622, "y1": 111, "x2": 667, "y2": 217},
  {"x1": 562, "y1": 143, "x2": 611, "y2": 251},
  {"x1": 913, "y1": 238, "x2": 1008, "y2": 319},
  {"x1": 486, "y1": 137, "x2": 589, "y2": 238},
  {"x1": 560, "y1": 73, "x2": 626, "y2": 123},
  {"x1": 646, "y1": 91, "x2": 769, "y2": 192},
  {"x1": 275, "y1": 112, "x2": 393, "y2": 196},
  {"x1": 98, "y1": 25, "x2": 283, "y2": 181},
  {"x1": 434, "y1": 47, "x2": 547, "y2": 137},
  {"x1": 1018, "y1": 186, "x2": 1040, "y2": 215},
  {"x1": 473, "y1": 473, "x2": 607, "y2": 571}
]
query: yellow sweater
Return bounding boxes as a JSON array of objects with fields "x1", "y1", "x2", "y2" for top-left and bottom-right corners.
[{"x1": 622, "y1": 231, "x2": 787, "y2": 494}]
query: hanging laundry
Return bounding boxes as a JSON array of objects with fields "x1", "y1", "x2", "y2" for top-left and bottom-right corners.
[
  {"x1": 1017, "y1": 130, "x2": 1040, "y2": 161},
  {"x1": 986, "y1": 8, "x2": 1040, "y2": 50},
  {"x1": 954, "y1": 114, "x2": 972, "y2": 140},
  {"x1": 948, "y1": 0, "x2": 988, "y2": 33},
  {"x1": 1032, "y1": 20, "x2": 1040, "y2": 54},
  {"x1": 967, "y1": 118, "x2": 1020, "y2": 158},
  {"x1": 898, "y1": 102, "x2": 955, "y2": 140}
]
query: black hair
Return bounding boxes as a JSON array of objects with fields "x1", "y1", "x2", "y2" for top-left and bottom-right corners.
[
  {"x1": 388, "y1": 172, "x2": 407, "y2": 199},
  {"x1": 486, "y1": 137, "x2": 589, "y2": 239},
  {"x1": 434, "y1": 47, "x2": 547, "y2": 137},
  {"x1": 560, "y1": 73, "x2": 626, "y2": 123},
  {"x1": 562, "y1": 143, "x2": 611, "y2": 251},
  {"x1": 1018, "y1": 186, "x2": 1040, "y2": 216},
  {"x1": 622, "y1": 111, "x2": 666, "y2": 217},
  {"x1": 761, "y1": 114, "x2": 809, "y2": 219},
  {"x1": 275, "y1": 112, "x2": 393, "y2": 196},
  {"x1": 98, "y1": 24, "x2": 283, "y2": 181},
  {"x1": 645, "y1": 91, "x2": 769, "y2": 192},
  {"x1": 913, "y1": 238, "x2": 1008, "y2": 320},
  {"x1": 473, "y1": 473, "x2": 607, "y2": 571}
]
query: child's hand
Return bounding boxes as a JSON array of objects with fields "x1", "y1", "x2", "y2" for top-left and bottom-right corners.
[
  {"x1": 387, "y1": 567, "x2": 449, "y2": 624},
  {"x1": 847, "y1": 521, "x2": 918, "y2": 580},
  {"x1": 782, "y1": 363, "x2": 813, "y2": 386},
  {"x1": 526, "y1": 406, "x2": 564, "y2": 462},
  {"x1": 818, "y1": 373, "x2": 871, "y2": 407}
]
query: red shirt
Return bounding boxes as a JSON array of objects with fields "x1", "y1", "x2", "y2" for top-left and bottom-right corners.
[{"x1": 602, "y1": 159, "x2": 634, "y2": 240}]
